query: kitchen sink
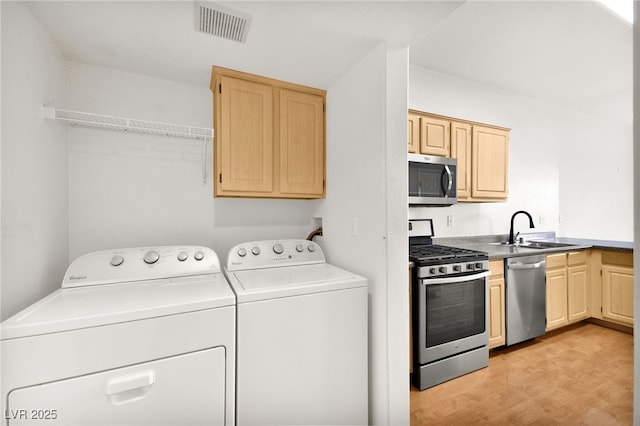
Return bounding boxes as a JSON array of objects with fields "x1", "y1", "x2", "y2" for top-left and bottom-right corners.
[{"x1": 490, "y1": 241, "x2": 576, "y2": 249}]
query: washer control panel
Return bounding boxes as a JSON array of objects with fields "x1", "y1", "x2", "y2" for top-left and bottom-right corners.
[
  {"x1": 226, "y1": 239, "x2": 325, "y2": 271},
  {"x1": 62, "y1": 246, "x2": 220, "y2": 288}
]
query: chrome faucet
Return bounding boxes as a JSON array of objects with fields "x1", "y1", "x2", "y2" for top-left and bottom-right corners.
[{"x1": 508, "y1": 210, "x2": 535, "y2": 244}]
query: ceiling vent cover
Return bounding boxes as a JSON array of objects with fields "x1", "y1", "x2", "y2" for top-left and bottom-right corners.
[{"x1": 195, "y1": 2, "x2": 251, "y2": 43}]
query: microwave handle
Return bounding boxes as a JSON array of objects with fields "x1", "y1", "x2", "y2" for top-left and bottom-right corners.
[{"x1": 442, "y1": 165, "x2": 453, "y2": 196}]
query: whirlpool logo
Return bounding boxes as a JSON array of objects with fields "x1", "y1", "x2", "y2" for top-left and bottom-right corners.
[{"x1": 68, "y1": 275, "x2": 87, "y2": 281}]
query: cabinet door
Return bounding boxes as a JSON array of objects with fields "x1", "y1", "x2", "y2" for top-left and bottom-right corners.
[
  {"x1": 407, "y1": 113, "x2": 420, "y2": 153},
  {"x1": 488, "y1": 260, "x2": 505, "y2": 348},
  {"x1": 450, "y1": 121, "x2": 472, "y2": 199},
  {"x1": 471, "y1": 125, "x2": 509, "y2": 199},
  {"x1": 420, "y1": 116, "x2": 450, "y2": 156},
  {"x1": 568, "y1": 264, "x2": 589, "y2": 323},
  {"x1": 602, "y1": 265, "x2": 634, "y2": 326},
  {"x1": 546, "y1": 266, "x2": 568, "y2": 331},
  {"x1": 279, "y1": 89, "x2": 325, "y2": 196},
  {"x1": 217, "y1": 75, "x2": 273, "y2": 194}
]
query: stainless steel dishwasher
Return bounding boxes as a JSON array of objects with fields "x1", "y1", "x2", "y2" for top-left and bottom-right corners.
[{"x1": 506, "y1": 255, "x2": 546, "y2": 346}]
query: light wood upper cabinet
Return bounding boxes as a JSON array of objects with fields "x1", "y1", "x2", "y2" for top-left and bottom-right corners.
[
  {"x1": 278, "y1": 89, "x2": 325, "y2": 196},
  {"x1": 212, "y1": 66, "x2": 326, "y2": 199},
  {"x1": 450, "y1": 121, "x2": 472, "y2": 199},
  {"x1": 420, "y1": 116, "x2": 450, "y2": 156},
  {"x1": 407, "y1": 110, "x2": 509, "y2": 202},
  {"x1": 488, "y1": 259, "x2": 506, "y2": 348},
  {"x1": 407, "y1": 113, "x2": 419, "y2": 153},
  {"x1": 217, "y1": 75, "x2": 274, "y2": 194},
  {"x1": 471, "y1": 125, "x2": 509, "y2": 200}
]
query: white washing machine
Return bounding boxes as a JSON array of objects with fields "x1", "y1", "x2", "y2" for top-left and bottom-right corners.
[
  {"x1": 224, "y1": 239, "x2": 368, "y2": 426},
  {"x1": 1, "y1": 246, "x2": 235, "y2": 426}
]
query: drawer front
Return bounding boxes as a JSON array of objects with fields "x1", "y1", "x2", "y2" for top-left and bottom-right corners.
[
  {"x1": 546, "y1": 253, "x2": 567, "y2": 269},
  {"x1": 567, "y1": 250, "x2": 587, "y2": 266}
]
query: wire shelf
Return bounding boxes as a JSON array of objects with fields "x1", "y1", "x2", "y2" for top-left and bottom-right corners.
[{"x1": 43, "y1": 106, "x2": 213, "y2": 141}]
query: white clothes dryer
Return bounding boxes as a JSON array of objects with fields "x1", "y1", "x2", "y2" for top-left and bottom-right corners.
[
  {"x1": 1, "y1": 246, "x2": 235, "y2": 426},
  {"x1": 224, "y1": 239, "x2": 368, "y2": 426}
]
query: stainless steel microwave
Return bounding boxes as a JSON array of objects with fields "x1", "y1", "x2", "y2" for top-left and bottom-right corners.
[{"x1": 408, "y1": 154, "x2": 457, "y2": 206}]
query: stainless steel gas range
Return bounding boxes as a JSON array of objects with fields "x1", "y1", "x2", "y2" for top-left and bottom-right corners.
[{"x1": 409, "y1": 219, "x2": 490, "y2": 390}]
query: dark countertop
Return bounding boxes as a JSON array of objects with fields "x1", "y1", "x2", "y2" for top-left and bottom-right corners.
[{"x1": 433, "y1": 232, "x2": 633, "y2": 260}]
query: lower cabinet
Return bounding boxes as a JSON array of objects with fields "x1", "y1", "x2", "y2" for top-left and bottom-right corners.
[
  {"x1": 488, "y1": 259, "x2": 505, "y2": 348},
  {"x1": 598, "y1": 250, "x2": 634, "y2": 326},
  {"x1": 546, "y1": 251, "x2": 589, "y2": 332}
]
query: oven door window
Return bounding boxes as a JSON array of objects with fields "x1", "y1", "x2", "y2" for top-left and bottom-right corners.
[{"x1": 425, "y1": 278, "x2": 485, "y2": 348}]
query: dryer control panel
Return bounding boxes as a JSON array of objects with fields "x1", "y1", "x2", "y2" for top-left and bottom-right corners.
[
  {"x1": 226, "y1": 239, "x2": 325, "y2": 271},
  {"x1": 62, "y1": 246, "x2": 221, "y2": 288}
]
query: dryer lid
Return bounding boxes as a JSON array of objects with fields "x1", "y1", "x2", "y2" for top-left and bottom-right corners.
[{"x1": 1, "y1": 273, "x2": 235, "y2": 340}]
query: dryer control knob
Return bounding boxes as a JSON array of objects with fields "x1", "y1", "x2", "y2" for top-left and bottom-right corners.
[
  {"x1": 177, "y1": 251, "x2": 188, "y2": 262},
  {"x1": 238, "y1": 248, "x2": 247, "y2": 257},
  {"x1": 251, "y1": 246, "x2": 261, "y2": 256},
  {"x1": 110, "y1": 255, "x2": 124, "y2": 267},
  {"x1": 273, "y1": 243, "x2": 284, "y2": 254},
  {"x1": 143, "y1": 250, "x2": 160, "y2": 264},
  {"x1": 307, "y1": 245, "x2": 316, "y2": 252},
  {"x1": 194, "y1": 250, "x2": 205, "y2": 261},
  {"x1": 296, "y1": 244, "x2": 304, "y2": 253}
]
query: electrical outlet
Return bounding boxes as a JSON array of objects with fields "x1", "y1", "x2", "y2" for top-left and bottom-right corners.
[{"x1": 539, "y1": 214, "x2": 545, "y2": 225}]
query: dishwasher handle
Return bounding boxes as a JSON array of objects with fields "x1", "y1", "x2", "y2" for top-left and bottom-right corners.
[{"x1": 509, "y1": 260, "x2": 545, "y2": 270}]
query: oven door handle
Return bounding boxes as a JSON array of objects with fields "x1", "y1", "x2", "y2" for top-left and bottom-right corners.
[{"x1": 420, "y1": 270, "x2": 490, "y2": 286}]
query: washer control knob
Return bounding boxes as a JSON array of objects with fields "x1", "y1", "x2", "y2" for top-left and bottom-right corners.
[
  {"x1": 251, "y1": 246, "x2": 261, "y2": 256},
  {"x1": 273, "y1": 243, "x2": 284, "y2": 254},
  {"x1": 194, "y1": 250, "x2": 205, "y2": 261},
  {"x1": 177, "y1": 251, "x2": 188, "y2": 262},
  {"x1": 307, "y1": 244, "x2": 316, "y2": 252},
  {"x1": 143, "y1": 250, "x2": 160, "y2": 265},
  {"x1": 110, "y1": 255, "x2": 124, "y2": 267},
  {"x1": 296, "y1": 244, "x2": 304, "y2": 253},
  {"x1": 438, "y1": 266, "x2": 447, "y2": 274},
  {"x1": 238, "y1": 248, "x2": 247, "y2": 257}
]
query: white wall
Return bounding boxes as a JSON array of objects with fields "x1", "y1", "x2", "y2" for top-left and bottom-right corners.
[
  {"x1": 317, "y1": 42, "x2": 409, "y2": 426},
  {"x1": 1, "y1": 2, "x2": 68, "y2": 321},
  {"x1": 66, "y1": 62, "x2": 321, "y2": 264},
  {"x1": 409, "y1": 65, "x2": 633, "y2": 242}
]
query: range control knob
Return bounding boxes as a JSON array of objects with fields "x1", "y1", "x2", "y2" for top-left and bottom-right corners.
[
  {"x1": 143, "y1": 250, "x2": 160, "y2": 265},
  {"x1": 438, "y1": 266, "x2": 447, "y2": 274},
  {"x1": 273, "y1": 243, "x2": 284, "y2": 254},
  {"x1": 453, "y1": 265, "x2": 462, "y2": 272},
  {"x1": 194, "y1": 250, "x2": 205, "y2": 261},
  {"x1": 237, "y1": 248, "x2": 247, "y2": 257},
  {"x1": 296, "y1": 244, "x2": 304, "y2": 253},
  {"x1": 177, "y1": 251, "x2": 188, "y2": 262},
  {"x1": 307, "y1": 244, "x2": 316, "y2": 252},
  {"x1": 251, "y1": 246, "x2": 261, "y2": 256},
  {"x1": 475, "y1": 262, "x2": 484, "y2": 270},
  {"x1": 467, "y1": 263, "x2": 475, "y2": 270},
  {"x1": 429, "y1": 267, "x2": 437, "y2": 275},
  {"x1": 110, "y1": 255, "x2": 124, "y2": 267}
]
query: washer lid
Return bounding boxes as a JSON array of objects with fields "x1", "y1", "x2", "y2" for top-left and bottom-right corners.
[
  {"x1": 1, "y1": 274, "x2": 235, "y2": 340},
  {"x1": 225, "y1": 263, "x2": 367, "y2": 303}
]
